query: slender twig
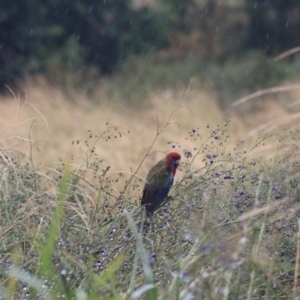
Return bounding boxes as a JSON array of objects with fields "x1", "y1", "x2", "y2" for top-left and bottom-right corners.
[
  {"x1": 105, "y1": 103, "x2": 182, "y2": 219},
  {"x1": 105, "y1": 80, "x2": 193, "y2": 219},
  {"x1": 232, "y1": 84, "x2": 300, "y2": 107},
  {"x1": 274, "y1": 46, "x2": 300, "y2": 61},
  {"x1": 293, "y1": 219, "x2": 300, "y2": 298}
]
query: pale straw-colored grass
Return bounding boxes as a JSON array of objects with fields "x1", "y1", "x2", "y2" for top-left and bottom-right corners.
[{"x1": 1, "y1": 78, "x2": 299, "y2": 176}]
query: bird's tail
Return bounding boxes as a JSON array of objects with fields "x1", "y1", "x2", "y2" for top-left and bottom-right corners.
[{"x1": 137, "y1": 208, "x2": 152, "y2": 234}]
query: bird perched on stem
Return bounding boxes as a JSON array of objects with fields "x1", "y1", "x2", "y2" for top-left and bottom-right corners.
[{"x1": 141, "y1": 152, "x2": 181, "y2": 218}]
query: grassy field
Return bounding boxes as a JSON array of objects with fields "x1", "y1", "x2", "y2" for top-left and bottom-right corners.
[{"x1": 1, "y1": 57, "x2": 300, "y2": 299}]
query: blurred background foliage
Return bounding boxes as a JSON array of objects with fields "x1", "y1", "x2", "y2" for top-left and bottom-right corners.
[{"x1": 1, "y1": 0, "x2": 300, "y2": 97}]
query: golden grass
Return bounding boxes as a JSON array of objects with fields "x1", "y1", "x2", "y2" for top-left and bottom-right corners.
[{"x1": 0, "y1": 77, "x2": 299, "y2": 179}]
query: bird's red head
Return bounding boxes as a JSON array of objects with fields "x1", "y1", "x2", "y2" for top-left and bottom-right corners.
[{"x1": 165, "y1": 152, "x2": 181, "y2": 174}]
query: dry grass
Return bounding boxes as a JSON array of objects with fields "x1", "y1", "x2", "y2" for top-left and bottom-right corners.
[
  {"x1": 1, "y1": 77, "x2": 298, "y2": 175},
  {"x1": 0, "y1": 77, "x2": 299, "y2": 210},
  {"x1": 0, "y1": 79, "x2": 223, "y2": 171},
  {"x1": 2, "y1": 75, "x2": 300, "y2": 299}
]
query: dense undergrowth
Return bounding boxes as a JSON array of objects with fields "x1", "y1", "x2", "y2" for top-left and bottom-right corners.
[
  {"x1": 1, "y1": 108, "x2": 300, "y2": 300},
  {"x1": 42, "y1": 51, "x2": 300, "y2": 109},
  {"x1": 106, "y1": 52, "x2": 300, "y2": 107}
]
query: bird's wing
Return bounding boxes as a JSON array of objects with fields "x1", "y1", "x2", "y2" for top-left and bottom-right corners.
[
  {"x1": 141, "y1": 170, "x2": 174, "y2": 214},
  {"x1": 142, "y1": 185, "x2": 170, "y2": 214}
]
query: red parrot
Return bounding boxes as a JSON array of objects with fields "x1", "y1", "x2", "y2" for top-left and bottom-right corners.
[{"x1": 141, "y1": 152, "x2": 181, "y2": 217}]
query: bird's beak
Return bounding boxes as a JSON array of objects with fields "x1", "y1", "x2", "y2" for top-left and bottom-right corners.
[{"x1": 175, "y1": 159, "x2": 181, "y2": 166}]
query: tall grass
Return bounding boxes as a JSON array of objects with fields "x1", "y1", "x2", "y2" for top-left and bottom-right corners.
[
  {"x1": 1, "y1": 53, "x2": 300, "y2": 299},
  {"x1": 1, "y1": 96, "x2": 300, "y2": 299}
]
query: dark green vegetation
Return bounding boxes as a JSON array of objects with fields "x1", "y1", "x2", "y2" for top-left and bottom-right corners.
[
  {"x1": 1, "y1": 0, "x2": 300, "y2": 91},
  {"x1": 1, "y1": 0, "x2": 171, "y2": 90},
  {"x1": 1, "y1": 120, "x2": 300, "y2": 299},
  {"x1": 109, "y1": 52, "x2": 300, "y2": 106}
]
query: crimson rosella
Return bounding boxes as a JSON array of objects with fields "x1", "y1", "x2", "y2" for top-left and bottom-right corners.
[{"x1": 141, "y1": 152, "x2": 181, "y2": 217}]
